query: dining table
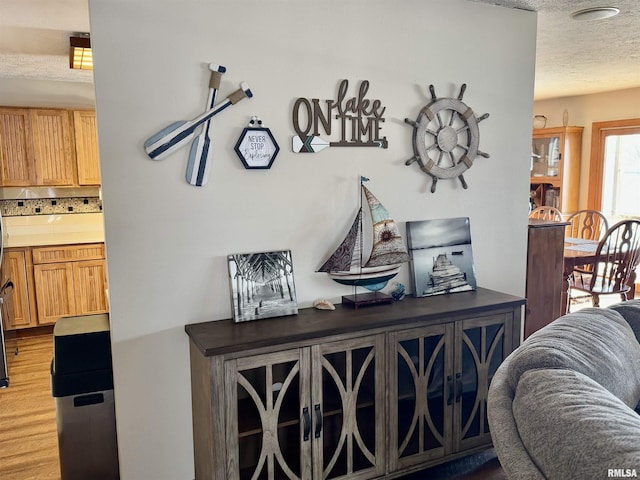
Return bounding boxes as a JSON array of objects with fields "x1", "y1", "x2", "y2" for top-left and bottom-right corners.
[{"x1": 562, "y1": 236, "x2": 636, "y2": 314}]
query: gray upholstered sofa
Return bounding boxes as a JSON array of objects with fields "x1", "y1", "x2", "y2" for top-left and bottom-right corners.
[{"x1": 487, "y1": 301, "x2": 640, "y2": 479}]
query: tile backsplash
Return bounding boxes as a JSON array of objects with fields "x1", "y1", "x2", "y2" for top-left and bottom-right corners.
[{"x1": 0, "y1": 197, "x2": 102, "y2": 216}]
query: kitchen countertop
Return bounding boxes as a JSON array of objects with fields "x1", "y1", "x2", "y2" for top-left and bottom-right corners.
[{"x1": 3, "y1": 213, "x2": 105, "y2": 248}]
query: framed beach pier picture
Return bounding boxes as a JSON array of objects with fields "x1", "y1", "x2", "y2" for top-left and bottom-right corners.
[
  {"x1": 406, "y1": 217, "x2": 477, "y2": 297},
  {"x1": 227, "y1": 250, "x2": 298, "y2": 323}
]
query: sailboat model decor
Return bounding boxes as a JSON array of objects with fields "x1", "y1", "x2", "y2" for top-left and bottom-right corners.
[{"x1": 318, "y1": 177, "x2": 410, "y2": 308}]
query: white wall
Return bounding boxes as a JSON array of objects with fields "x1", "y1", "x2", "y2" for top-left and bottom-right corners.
[
  {"x1": 88, "y1": 0, "x2": 536, "y2": 478},
  {"x1": 534, "y1": 87, "x2": 640, "y2": 208}
]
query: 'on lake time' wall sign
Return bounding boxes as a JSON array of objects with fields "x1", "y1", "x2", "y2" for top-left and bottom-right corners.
[{"x1": 292, "y1": 79, "x2": 388, "y2": 153}]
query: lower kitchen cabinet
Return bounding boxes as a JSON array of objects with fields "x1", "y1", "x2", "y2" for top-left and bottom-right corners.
[
  {"x1": 33, "y1": 261, "x2": 76, "y2": 324},
  {"x1": 4, "y1": 248, "x2": 36, "y2": 328},
  {"x1": 186, "y1": 288, "x2": 524, "y2": 480},
  {"x1": 4, "y1": 243, "x2": 109, "y2": 327},
  {"x1": 33, "y1": 243, "x2": 109, "y2": 324},
  {"x1": 72, "y1": 259, "x2": 109, "y2": 314}
]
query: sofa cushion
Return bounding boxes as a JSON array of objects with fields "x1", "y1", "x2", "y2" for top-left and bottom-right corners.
[
  {"x1": 507, "y1": 308, "x2": 640, "y2": 407},
  {"x1": 513, "y1": 368, "x2": 640, "y2": 480},
  {"x1": 608, "y1": 299, "x2": 640, "y2": 344}
]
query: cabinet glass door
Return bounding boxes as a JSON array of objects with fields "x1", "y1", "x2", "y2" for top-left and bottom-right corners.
[
  {"x1": 455, "y1": 314, "x2": 510, "y2": 451},
  {"x1": 532, "y1": 134, "x2": 561, "y2": 178},
  {"x1": 389, "y1": 323, "x2": 453, "y2": 470},
  {"x1": 311, "y1": 335, "x2": 385, "y2": 480},
  {"x1": 226, "y1": 349, "x2": 311, "y2": 480}
]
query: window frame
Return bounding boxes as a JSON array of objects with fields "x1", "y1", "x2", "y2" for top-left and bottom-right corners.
[{"x1": 588, "y1": 118, "x2": 640, "y2": 211}]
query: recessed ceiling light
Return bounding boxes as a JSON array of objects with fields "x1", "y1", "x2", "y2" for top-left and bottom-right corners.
[{"x1": 571, "y1": 7, "x2": 620, "y2": 21}]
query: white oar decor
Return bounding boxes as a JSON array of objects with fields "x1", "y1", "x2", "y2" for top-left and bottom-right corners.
[
  {"x1": 144, "y1": 82, "x2": 252, "y2": 161},
  {"x1": 186, "y1": 63, "x2": 226, "y2": 186}
]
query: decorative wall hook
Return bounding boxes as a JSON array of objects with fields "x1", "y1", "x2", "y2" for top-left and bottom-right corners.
[{"x1": 248, "y1": 116, "x2": 263, "y2": 127}]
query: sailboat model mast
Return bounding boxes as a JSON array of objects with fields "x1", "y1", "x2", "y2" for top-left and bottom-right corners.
[{"x1": 318, "y1": 176, "x2": 409, "y2": 307}]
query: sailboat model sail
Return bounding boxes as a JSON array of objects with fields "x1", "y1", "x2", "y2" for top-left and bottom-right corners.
[{"x1": 318, "y1": 180, "x2": 409, "y2": 292}]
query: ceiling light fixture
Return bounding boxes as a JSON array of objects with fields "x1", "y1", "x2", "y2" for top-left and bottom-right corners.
[
  {"x1": 571, "y1": 7, "x2": 620, "y2": 21},
  {"x1": 69, "y1": 34, "x2": 93, "y2": 70}
]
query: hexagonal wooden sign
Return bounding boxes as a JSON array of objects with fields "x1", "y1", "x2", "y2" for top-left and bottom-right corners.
[{"x1": 234, "y1": 127, "x2": 279, "y2": 169}]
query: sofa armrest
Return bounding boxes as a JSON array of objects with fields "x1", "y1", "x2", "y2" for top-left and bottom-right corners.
[
  {"x1": 608, "y1": 300, "x2": 640, "y2": 344},
  {"x1": 487, "y1": 362, "x2": 546, "y2": 480},
  {"x1": 513, "y1": 368, "x2": 640, "y2": 478}
]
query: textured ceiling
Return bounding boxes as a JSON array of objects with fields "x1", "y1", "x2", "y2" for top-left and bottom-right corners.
[
  {"x1": 1, "y1": 0, "x2": 639, "y2": 99},
  {"x1": 470, "y1": 0, "x2": 640, "y2": 99}
]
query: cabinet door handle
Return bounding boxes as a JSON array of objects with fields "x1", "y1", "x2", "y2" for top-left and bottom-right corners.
[
  {"x1": 314, "y1": 404, "x2": 322, "y2": 439},
  {"x1": 455, "y1": 372, "x2": 463, "y2": 403},
  {"x1": 446, "y1": 375, "x2": 454, "y2": 405},
  {"x1": 302, "y1": 407, "x2": 311, "y2": 441}
]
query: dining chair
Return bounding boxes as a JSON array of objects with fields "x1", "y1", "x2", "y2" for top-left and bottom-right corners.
[
  {"x1": 529, "y1": 206, "x2": 563, "y2": 221},
  {"x1": 565, "y1": 210, "x2": 609, "y2": 307},
  {"x1": 569, "y1": 219, "x2": 640, "y2": 308},
  {"x1": 565, "y1": 209, "x2": 609, "y2": 240}
]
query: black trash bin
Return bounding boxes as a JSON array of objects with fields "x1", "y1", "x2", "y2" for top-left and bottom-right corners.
[{"x1": 51, "y1": 313, "x2": 119, "y2": 480}]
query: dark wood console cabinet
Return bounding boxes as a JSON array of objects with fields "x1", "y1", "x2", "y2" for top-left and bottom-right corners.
[{"x1": 186, "y1": 288, "x2": 524, "y2": 480}]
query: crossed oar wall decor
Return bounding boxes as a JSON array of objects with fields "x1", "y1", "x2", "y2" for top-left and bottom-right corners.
[{"x1": 143, "y1": 63, "x2": 253, "y2": 186}]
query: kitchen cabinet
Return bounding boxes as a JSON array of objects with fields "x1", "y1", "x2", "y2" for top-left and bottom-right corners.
[
  {"x1": 530, "y1": 126, "x2": 583, "y2": 213},
  {"x1": 30, "y1": 109, "x2": 75, "y2": 186},
  {"x1": 0, "y1": 108, "x2": 36, "y2": 186},
  {"x1": 0, "y1": 106, "x2": 102, "y2": 187},
  {"x1": 186, "y1": 288, "x2": 524, "y2": 480},
  {"x1": 33, "y1": 262, "x2": 75, "y2": 324},
  {"x1": 72, "y1": 259, "x2": 109, "y2": 314},
  {"x1": 32, "y1": 243, "x2": 109, "y2": 325},
  {"x1": 4, "y1": 248, "x2": 36, "y2": 328},
  {"x1": 73, "y1": 110, "x2": 102, "y2": 185}
]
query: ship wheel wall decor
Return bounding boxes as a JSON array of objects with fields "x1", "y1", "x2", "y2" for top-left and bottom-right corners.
[{"x1": 405, "y1": 84, "x2": 490, "y2": 193}]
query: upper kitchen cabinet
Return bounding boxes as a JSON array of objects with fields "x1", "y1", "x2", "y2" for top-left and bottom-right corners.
[
  {"x1": 0, "y1": 108, "x2": 37, "y2": 186},
  {"x1": 0, "y1": 107, "x2": 102, "y2": 187},
  {"x1": 31, "y1": 109, "x2": 75, "y2": 186},
  {"x1": 530, "y1": 126, "x2": 583, "y2": 214},
  {"x1": 73, "y1": 110, "x2": 102, "y2": 185}
]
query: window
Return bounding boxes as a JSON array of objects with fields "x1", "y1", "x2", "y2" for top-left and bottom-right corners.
[
  {"x1": 601, "y1": 132, "x2": 640, "y2": 221},
  {"x1": 588, "y1": 119, "x2": 640, "y2": 224}
]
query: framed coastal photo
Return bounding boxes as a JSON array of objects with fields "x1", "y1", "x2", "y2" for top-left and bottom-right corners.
[
  {"x1": 406, "y1": 217, "x2": 477, "y2": 297},
  {"x1": 227, "y1": 250, "x2": 298, "y2": 323}
]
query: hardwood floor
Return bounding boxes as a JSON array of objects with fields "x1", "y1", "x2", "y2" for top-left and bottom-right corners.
[
  {"x1": 0, "y1": 335, "x2": 506, "y2": 480},
  {"x1": 399, "y1": 449, "x2": 507, "y2": 479},
  {"x1": 0, "y1": 334, "x2": 60, "y2": 480}
]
